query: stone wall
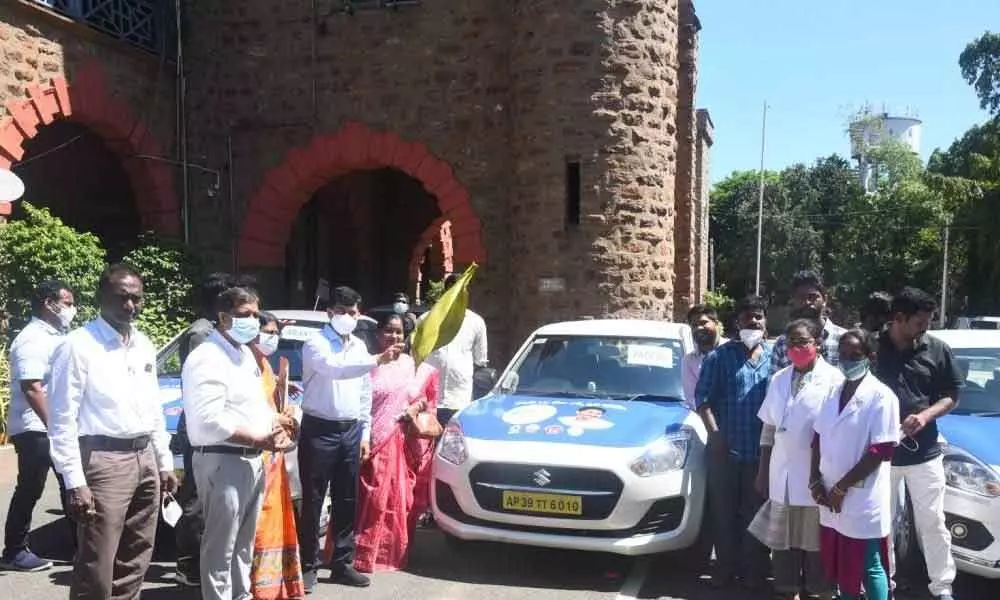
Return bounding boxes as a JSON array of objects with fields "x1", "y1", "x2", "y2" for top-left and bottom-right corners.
[
  {"x1": 672, "y1": 0, "x2": 700, "y2": 320},
  {"x1": 695, "y1": 109, "x2": 714, "y2": 301}
]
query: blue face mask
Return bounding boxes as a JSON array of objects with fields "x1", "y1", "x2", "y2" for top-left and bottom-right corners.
[
  {"x1": 227, "y1": 315, "x2": 260, "y2": 345},
  {"x1": 839, "y1": 358, "x2": 869, "y2": 381}
]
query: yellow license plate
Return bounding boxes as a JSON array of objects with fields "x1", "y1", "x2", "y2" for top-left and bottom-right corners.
[{"x1": 501, "y1": 491, "x2": 583, "y2": 515}]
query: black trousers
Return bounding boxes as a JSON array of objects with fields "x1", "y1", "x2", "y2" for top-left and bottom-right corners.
[
  {"x1": 3, "y1": 431, "x2": 73, "y2": 556},
  {"x1": 173, "y1": 414, "x2": 203, "y2": 575},
  {"x1": 297, "y1": 415, "x2": 361, "y2": 574},
  {"x1": 706, "y1": 446, "x2": 770, "y2": 582}
]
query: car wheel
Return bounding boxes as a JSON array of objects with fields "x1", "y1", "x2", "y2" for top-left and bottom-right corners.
[{"x1": 893, "y1": 491, "x2": 928, "y2": 582}]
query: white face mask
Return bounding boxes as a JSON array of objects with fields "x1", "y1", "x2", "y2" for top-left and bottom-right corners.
[
  {"x1": 393, "y1": 302, "x2": 409, "y2": 315},
  {"x1": 257, "y1": 332, "x2": 279, "y2": 356},
  {"x1": 739, "y1": 328, "x2": 765, "y2": 349},
  {"x1": 330, "y1": 313, "x2": 357, "y2": 336},
  {"x1": 161, "y1": 493, "x2": 182, "y2": 528},
  {"x1": 227, "y1": 315, "x2": 261, "y2": 345},
  {"x1": 52, "y1": 304, "x2": 77, "y2": 329}
]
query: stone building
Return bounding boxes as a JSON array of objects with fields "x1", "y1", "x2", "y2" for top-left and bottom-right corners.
[{"x1": 0, "y1": 0, "x2": 713, "y2": 360}]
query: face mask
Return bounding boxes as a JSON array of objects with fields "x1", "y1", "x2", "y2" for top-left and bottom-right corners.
[
  {"x1": 330, "y1": 313, "x2": 357, "y2": 336},
  {"x1": 840, "y1": 358, "x2": 869, "y2": 381},
  {"x1": 787, "y1": 345, "x2": 817, "y2": 369},
  {"x1": 393, "y1": 302, "x2": 409, "y2": 315},
  {"x1": 694, "y1": 329, "x2": 716, "y2": 347},
  {"x1": 739, "y1": 328, "x2": 764, "y2": 349},
  {"x1": 51, "y1": 304, "x2": 77, "y2": 329},
  {"x1": 257, "y1": 332, "x2": 279, "y2": 356},
  {"x1": 161, "y1": 493, "x2": 182, "y2": 528},
  {"x1": 227, "y1": 315, "x2": 260, "y2": 345}
]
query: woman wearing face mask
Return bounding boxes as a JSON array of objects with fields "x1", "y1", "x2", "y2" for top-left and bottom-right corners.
[
  {"x1": 811, "y1": 330, "x2": 900, "y2": 600},
  {"x1": 320, "y1": 312, "x2": 438, "y2": 574},
  {"x1": 249, "y1": 312, "x2": 305, "y2": 599},
  {"x1": 750, "y1": 319, "x2": 841, "y2": 600}
]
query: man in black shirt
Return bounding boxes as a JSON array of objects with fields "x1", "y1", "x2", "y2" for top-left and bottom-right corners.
[{"x1": 874, "y1": 287, "x2": 962, "y2": 600}]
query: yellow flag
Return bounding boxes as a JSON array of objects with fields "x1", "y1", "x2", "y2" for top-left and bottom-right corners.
[{"x1": 411, "y1": 263, "x2": 478, "y2": 365}]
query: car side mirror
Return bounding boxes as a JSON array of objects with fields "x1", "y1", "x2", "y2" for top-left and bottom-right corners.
[{"x1": 473, "y1": 367, "x2": 499, "y2": 395}]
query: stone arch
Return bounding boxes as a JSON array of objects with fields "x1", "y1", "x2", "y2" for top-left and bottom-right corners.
[
  {"x1": 0, "y1": 60, "x2": 179, "y2": 234},
  {"x1": 237, "y1": 121, "x2": 485, "y2": 271},
  {"x1": 408, "y1": 217, "x2": 455, "y2": 283}
]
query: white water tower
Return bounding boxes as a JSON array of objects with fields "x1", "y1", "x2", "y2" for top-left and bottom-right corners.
[{"x1": 848, "y1": 108, "x2": 922, "y2": 193}]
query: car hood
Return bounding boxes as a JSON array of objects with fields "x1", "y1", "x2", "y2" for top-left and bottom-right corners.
[
  {"x1": 456, "y1": 393, "x2": 691, "y2": 448},
  {"x1": 939, "y1": 414, "x2": 1000, "y2": 465}
]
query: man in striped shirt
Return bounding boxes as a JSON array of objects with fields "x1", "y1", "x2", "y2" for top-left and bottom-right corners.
[
  {"x1": 771, "y1": 270, "x2": 845, "y2": 373},
  {"x1": 694, "y1": 295, "x2": 772, "y2": 590}
]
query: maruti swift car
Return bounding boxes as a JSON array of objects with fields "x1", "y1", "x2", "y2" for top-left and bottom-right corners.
[
  {"x1": 432, "y1": 319, "x2": 709, "y2": 559},
  {"x1": 894, "y1": 329, "x2": 1000, "y2": 579}
]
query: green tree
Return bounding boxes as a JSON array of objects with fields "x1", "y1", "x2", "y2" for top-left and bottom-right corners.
[
  {"x1": 960, "y1": 32, "x2": 1000, "y2": 116},
  {"x1": 0, "y1": 203, "x2": 105, "y2": 333},
  {"x1": 123, "y1": 232, "x2": 203, "y2": 347}
]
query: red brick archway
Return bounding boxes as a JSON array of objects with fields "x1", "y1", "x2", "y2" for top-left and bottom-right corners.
[
  {"x1": 237, "y1": 121, "x2": 485, "y2": 271},
  {"x1": 409, "y1": 217, "x2": 454, "y2": 281},
  {"x1": 0, "y1": 60, "x2": 179, "y2": 234}
]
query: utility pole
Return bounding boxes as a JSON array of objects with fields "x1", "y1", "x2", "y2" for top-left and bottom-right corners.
[
  {"x1": 754, "y1": 101, "x2": 768, "y2": 297},
  {"x1": 940, "y1": 215, "x2": 951, "y2": 328}
]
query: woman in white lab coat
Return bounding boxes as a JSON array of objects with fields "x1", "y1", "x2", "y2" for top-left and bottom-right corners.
[
  {"x1": 749, "y1": 318, "x2": 841, "y2": 600},
  {"x1": 811, "y1": 329, "x2": 899, "y2": 600}
]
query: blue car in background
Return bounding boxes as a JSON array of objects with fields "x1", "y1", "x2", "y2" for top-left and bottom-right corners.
[
  {"x1": 894, "y1": 330, "x2": 1000, "y2": 580},
  {"x1": 155, "y1": 310, "x2": 331, "y2": 498}
]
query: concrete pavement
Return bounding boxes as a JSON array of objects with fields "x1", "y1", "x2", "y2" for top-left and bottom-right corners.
[{"x1": 1, "y1": 446, "x2": 998, "y2": 599}]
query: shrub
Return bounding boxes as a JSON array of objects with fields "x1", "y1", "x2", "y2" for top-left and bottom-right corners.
[
  {"x1": 123, "y1": 232, "x2": 202, "y2": 347},
  {"x1": 0, "y1": 203, "x2": 106, "y2": 334},
  {"x1": 424, "y1": 278, "x2": 446, "y2": 305},
  {"x1": 0, "y1": 343, "x2": 8, "y2": 441}
]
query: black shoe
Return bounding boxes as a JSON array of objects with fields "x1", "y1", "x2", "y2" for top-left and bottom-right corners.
[
  {"x1": 303, "y1": 570, "x2": 318, "y2": 594},
  {"x1": 332, "y1": 565, "x2": 371, "y2": 588}
]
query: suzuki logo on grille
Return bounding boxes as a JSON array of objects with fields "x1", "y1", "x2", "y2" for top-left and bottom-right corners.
[{"x1": 532, "y1": 469, "x2": 552, "y2": 487}]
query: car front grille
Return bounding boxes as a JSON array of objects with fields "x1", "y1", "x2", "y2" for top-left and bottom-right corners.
[{"x1": 468, "y1": 462, "x2": 623, "y2": 520}]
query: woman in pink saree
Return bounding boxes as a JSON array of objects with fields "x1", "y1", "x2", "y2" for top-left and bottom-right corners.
[{"x1": 322, "y1": 313, "x2": 438, "y2": 573}]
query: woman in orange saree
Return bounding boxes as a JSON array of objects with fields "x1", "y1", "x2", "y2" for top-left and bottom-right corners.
[{"x1": 250, "y1": 314, "x2": 305, "y2": 599}]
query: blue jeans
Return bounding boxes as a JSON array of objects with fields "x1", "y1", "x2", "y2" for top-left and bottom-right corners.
[{"x1": 297, "y1": 415, "x2": 361, "y2": 573}]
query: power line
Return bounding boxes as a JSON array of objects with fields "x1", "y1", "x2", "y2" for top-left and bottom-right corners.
[{"x1": 10, "y1": 135, "x2": 83, "y2": 169}]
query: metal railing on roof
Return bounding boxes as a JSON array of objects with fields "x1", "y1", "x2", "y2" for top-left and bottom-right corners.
[{"x1": 28, "y1": 0, "x2": 174, "y2": 56}]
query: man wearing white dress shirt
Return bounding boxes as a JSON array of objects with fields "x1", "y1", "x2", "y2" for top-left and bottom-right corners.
[
  {"x1": 297, "y1": 286, "x2": 403, "y2": 592},
  {"x1": 182, "y1": 286, "x2": 291, "y2": 600},
  {"x1": 47, "y1": 264, "x2": 177, "y2": 599}
]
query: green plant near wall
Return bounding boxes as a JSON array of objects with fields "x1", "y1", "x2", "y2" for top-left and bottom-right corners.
[
  {"x1": 123, "y1": 232, "x2": 203, "y2": 347},
  {"x1": 0, "y1": 343, "x2": 8, "y2": 442},
  {"x1": 0, "y1": 203, "x2": 106, "y2": 335},
  {"x1": 425, "y1": 279, "x2": 446, "y2": 305}
]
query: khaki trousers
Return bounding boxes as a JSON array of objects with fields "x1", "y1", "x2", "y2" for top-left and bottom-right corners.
[{"x1": 71, "y1": 443, "x2": 159, "y2": 600}]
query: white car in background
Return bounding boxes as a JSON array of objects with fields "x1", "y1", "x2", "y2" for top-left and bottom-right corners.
[
  {"x1": 894, "y1": 329, "x2": 1000, "y2": 579},
  {"x1": 432, "y1": 319, "x2": 709, "y2": 561}
]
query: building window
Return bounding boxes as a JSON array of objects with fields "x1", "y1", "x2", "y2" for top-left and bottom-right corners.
[
  {"x1": 565, "y1": 160, "x2": 582, "y2": 229},
  {"x1": 29, "y1": 0, "x2": 174, "y2": 55}
]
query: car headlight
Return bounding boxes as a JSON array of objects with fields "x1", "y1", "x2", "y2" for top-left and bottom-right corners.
[
  {"x1": 629, "y1": 427, "x2": 692, "y2": 477},
  {"x1": 438, "y1": 421, "x2": 468, "y2": 466},
  {"x1": 943, "y1": 445, "x2": 1000, "y2": 498}
]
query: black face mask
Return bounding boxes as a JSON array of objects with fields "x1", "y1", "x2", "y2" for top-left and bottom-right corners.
[
  {"x1": 694, "y1": 329, "x2": 716, "y2": 346},
  {"x1": 790, "y1": 305, "x2": 823, "y2": 321}
]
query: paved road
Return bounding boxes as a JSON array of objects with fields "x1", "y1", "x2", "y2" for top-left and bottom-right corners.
[{"x1": 1, "y1": 447, "x2": 998, "y2": 599}]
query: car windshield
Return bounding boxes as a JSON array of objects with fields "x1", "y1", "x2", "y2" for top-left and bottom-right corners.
[
  {"x1": 504, "y1": 335, "x2": 685, "y2": 402},
  {"x1": 950, "y1": 347, "x2": 1000, "y2": 415}
]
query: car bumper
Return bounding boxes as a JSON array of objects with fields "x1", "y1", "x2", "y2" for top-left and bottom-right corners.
[
  {"x1": 944, "y1": 487, "x2": 1000, "y2": 578},
  {"x1": 432, "y1": 438, "x2": 706, "y2": 556}
]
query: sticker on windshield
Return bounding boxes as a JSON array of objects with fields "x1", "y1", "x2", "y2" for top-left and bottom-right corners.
[
  {"x1": 626, "y1": 344, "x2": 673, "y2": 368},
  {"x1": 502, "y1": 404, "x2": 558, "y2": 425},
  {"x1": 282, "y1": 325, "x2": 320, "y2": 342}
]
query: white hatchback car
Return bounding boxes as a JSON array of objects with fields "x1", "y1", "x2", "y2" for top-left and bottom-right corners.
[
  {"x1": 432, "y1": 319, "x2": 709, "y2": 559},
  {"x1": 893, "y1": 329, "x2": 1000, "y2": 580}
]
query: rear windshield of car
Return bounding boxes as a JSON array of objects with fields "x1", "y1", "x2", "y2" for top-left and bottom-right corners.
[{"x1": 505, "y1": 335, "x2": 685, "y2": 401}]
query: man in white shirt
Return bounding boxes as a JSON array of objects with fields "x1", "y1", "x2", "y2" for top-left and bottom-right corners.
[
  {"x1": 297, "y1": 286, "x2": 402, "y2": 591},
  {"x1": 681, "y1": 304, "x2": 723, "y2": 410},
  {"x1": 1, "y1": 280, "x2": 77, "y2": 572},
  {"x1": 425, "y1": 274, "x2": 488, "y2": 425},
  {"x1": 47, "y1": 264, "x2": 177, "y2": 599},
  {"x1": 182, "y1": 286, "x2": 291, "y2": 600}
]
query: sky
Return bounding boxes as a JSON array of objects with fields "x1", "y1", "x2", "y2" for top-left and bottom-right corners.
[{"x1": 697, "y1": 1, "x2": 1000, "y2": 183}]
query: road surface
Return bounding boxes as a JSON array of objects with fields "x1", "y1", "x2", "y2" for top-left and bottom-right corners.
[{"x1": 0, "y1": 447, "x2": 996, "y2": 599}]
